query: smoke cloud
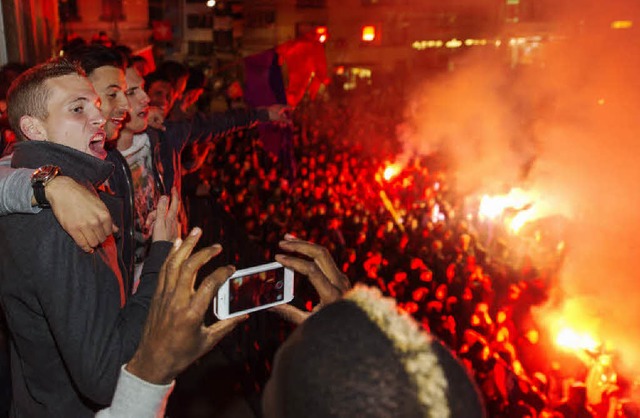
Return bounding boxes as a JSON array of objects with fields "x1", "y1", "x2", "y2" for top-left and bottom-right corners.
[{"x1": 401, "y1": 0, "x2": 640, "y2": 374}]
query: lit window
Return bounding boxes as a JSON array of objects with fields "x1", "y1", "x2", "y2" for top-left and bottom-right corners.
[{"x1": 362, "y1": 25, "x2": 376, "y2": 42}]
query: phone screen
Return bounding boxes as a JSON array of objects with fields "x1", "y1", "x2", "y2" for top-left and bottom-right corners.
[{"x1": 228, "y1": 267, "x2": 286, "y2": 314}]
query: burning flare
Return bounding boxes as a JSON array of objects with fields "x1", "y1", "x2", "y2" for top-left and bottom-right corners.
[
  {"x1": 478, "y1": 188, "x2": 537, "y2": 233},
  {"x1": 556, "y1": 327, "x2": 600, "y2": 352},
  {"x1": 383, "y1": 163, "x2": 402, "y2": 182}
]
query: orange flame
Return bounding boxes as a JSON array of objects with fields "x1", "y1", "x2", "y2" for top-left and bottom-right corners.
[
  {"x1": 538, "y1": 297, "x2": 605, "y2": 365},
  {"x1": 383, "y1": 163, "x2": 402, "y2": 181},
  {"x1": 478, "y1": 188, "x2": 537, "y2": 233},
  {"x1": 556, "y1": 327, "x2": 600, "y2": 352}
]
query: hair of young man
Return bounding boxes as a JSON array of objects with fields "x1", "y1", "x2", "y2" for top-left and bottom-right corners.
[
  {"x1": 185, "y1": 67, "x2": 206, "y2": 92},
  {"x1": 130, "y1": 55, "x2": 148, "y2": 68},
  {"x1": 64, "y1": 44, "x2": 127, "y2": 76},
  {"x1": 143, "y1": 71, "x2": 172, "y2": 94},
  {"x1": 6, "y1": 59, "x2": 85, "y2": 142},
  {"x1": 157, "y1": 60, "x2": 189, "y2": 88}
]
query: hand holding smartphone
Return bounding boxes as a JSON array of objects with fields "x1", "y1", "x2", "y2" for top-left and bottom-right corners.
[{"x1": 213, "y1": 262, "x2": 294, "y2": 320}]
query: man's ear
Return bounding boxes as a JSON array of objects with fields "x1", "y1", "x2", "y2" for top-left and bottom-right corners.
[{"x1": 19, "y1": 115, "x2": 47, "y2": 141}]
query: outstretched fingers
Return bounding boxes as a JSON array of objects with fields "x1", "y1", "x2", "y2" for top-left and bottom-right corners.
[{"x1": 282, "y1": 234, "x2": 350, "y2": 291}]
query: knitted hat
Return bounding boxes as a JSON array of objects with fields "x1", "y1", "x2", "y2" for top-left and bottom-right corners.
[{"x1": 269, "y1": 284, "x2": 486, "y2": 418}]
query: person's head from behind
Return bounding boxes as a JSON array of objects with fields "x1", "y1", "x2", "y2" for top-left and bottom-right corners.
[
  {"x1": 262, "y1": 285, "x2": 485, "y2": 418},
  {"x1": 7, "y1": 59, "x2": 106, "y2": 159},
  {"x1": 64, "y1": 44, "x2": 129, "y2": 142},
  {"x1": 0, "y1": 63, "x2": 29, "y2": 119},
  {"x1": 567, "y1": 382, "x2": 588, "y2": 408}
]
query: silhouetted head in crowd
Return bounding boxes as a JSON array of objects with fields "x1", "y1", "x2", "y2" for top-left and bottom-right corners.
[
  {"x1": 91, "y1": 31, "x2": 114, "y2": 47},
  {"x1": 145, "y1": 71, "x2": 175, "y2": 117},
  {"x1": 1, "y1": 63, "x2": 29, "y2": 120},
  {"x1": 262, "y1": 285, "x2": 485, "y2": 418},
  {"x1": 146, "y1": 60, "x2": 189, "y2": 117},
  {"x1": 157, "y1": 60, "x2": 189, "y2": 99},
  {"x1": 567, "y1": 382, "x2": 588, "y2": 409}
]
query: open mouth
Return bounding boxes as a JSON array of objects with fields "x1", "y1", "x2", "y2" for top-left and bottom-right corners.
[
  {"x1": 110, "y1": 116, "x2": 126, "y2": 127},
  {"x1": 89, "y1": 130, "x2": 107, "y2": 158},
  {"x1": 137, "y1": 106, "x2": 150, "y2": 119}
]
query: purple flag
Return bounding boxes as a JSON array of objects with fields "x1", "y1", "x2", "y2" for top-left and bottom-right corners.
[{"x1": 243, "y1": 49, "x2": 287, "y2": 108}]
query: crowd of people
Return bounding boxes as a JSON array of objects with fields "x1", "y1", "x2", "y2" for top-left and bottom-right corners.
[
  {"x1": 0, "y1": 32, "x2": 636, "y2": 418},
  {"x1": 177, "y1": 83, "x2": 638, "y2": 417}
]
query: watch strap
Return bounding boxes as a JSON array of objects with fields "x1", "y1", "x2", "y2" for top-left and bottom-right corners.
[
  {"x1": 33, "y1": 182, "x2": 50, "y2": 208},
  {"x1": 31, "y1": 165, "x2": 60, "y2": 209}
]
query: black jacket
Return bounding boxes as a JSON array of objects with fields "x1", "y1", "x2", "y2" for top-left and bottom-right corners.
[
  {"x1": 105, "y1": 148, "x2": 137, "y2": 284},
  {"x1": 148, "y1": 107, "x2": 270, "y2": 196},
  {"x1": 0, "y1": 141, "x2": 171, "y2": 417}
]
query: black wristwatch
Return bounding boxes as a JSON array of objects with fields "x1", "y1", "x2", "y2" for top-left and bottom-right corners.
[{"x1": 31, "y1": 165, "x2": 61, "y2": 208}]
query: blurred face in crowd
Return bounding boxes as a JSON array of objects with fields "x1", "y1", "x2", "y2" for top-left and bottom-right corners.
[
  {"x1": 147, "y1": 79, "x2": 174, "y2": 117},
  {"x1": 88, "y1": 65, "x2": 128, "y2": 141},
  {"x1": 123, "y1": 67, "x2": 150, "y2": 134},
  {"x1": 23, "y1": 74, "x2": 106, "y2": 159}
]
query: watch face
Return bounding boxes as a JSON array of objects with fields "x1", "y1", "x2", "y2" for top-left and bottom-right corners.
[{"x1": 31, "y1": 165, "x2": 60, "y2": 185}]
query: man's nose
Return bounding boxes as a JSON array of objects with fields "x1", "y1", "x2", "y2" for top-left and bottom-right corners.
[
  {"x1": 141, "y1": 90, "x2": 150, "y2": 105},
  {"x1": 91, "y1": 106, "x2": 106, "y2": 127},
  {"x1": 117, "y1": 93, "x2": 130, "y2": 114}
]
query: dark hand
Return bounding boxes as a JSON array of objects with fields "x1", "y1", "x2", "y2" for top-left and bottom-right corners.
[
  {"x1": 272, "y1": 234, "x2": 350, "y2": 324},
  {"x1": 126, "y1": 228, "x2": 247, "y2": 384}
]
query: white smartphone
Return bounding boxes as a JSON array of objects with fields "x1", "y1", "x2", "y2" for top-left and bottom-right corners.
[{"x1": 213, "y1": 261, "x2": 294, "y2": 320}]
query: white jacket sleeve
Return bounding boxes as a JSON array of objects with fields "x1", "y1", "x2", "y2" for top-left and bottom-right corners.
[{"x1": 95, "y1": 365, "x2": 174, "y2": 418}]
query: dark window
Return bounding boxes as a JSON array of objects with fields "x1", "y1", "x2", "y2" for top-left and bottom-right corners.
[
  {"x1": 214, "y1": 30, "x2": 234, "y2": 50},
  {"x1": 246, "y1": 10, "x2": 276, "y2": 28},
  {"x1": 148, "y1": 0, "x2": 163, "y2": 23},
  {"x1": 59, "y1": 0, "x2": 80, "y2": 21},
  {"x1": 100, "y1": 0, "x2": 125, "y2": 21},
  {"x1": 188, "y1": 41, "x2": 215, "y2": 56},
  {"x1": 296, "y1": 22, "x2": 325, "y2": 38},
  {"x1": 187, "y1": 13, "x2": 213, "y2": 29}
]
